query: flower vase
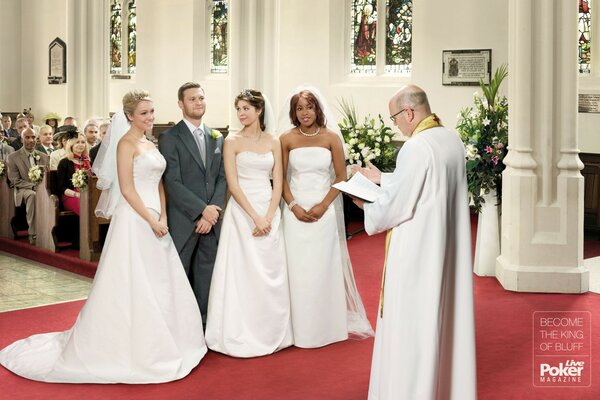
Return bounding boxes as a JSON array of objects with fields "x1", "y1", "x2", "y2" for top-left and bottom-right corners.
[{"x1": 473, "y1": 189, "x2": 500, "y2": 276}]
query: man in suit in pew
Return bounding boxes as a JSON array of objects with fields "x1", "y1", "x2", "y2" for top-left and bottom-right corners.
[
  {"x1": 6, "y1": 128, "x2": 49, "y2": 245},
  {"x1": 1, "y1": 114, "x2": 18, "y2": 140},
  {"x1": 35, "y1": 125, "x2": 55, "y2": 155},
  {"x1": 8, "y1": 116, "x2": 29, "y2": 151}
]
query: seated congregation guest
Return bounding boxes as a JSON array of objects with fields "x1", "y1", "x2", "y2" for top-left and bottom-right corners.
[
  {"x1": 8, "y1": 116, "x2": 29, "y2": 151},
  {"x1": 24, "y1": 109, "x2": 40, "y2": 134},
  {"x1": 49, "y1": 125, "x2": 78, "y2": 170},
  {"x1": 63, "y1": 116, "x2": 77, "y2": 127},
  {"x1": 57, "y1": 133, "x2": 91, "y2": 215},
  {"x1": 90, "y1": 122, "x2": 109, "y2": 164},
  {"x1": 1, "y1": 114, "x2": 18, "y2": 139},
  {"x1": 35, "y1": 125, "x2": 55, "y2": 155},
  {"x1": 84, "y1": 121, "x2": 99, "y2": 147},
  {"x1": 43, "y1": 112, "x2": 62, "y2": 133},
  {"x1": 6, "y1": 128, "x2": 49, "y2": 245},
  {"x1": 0, "y1": 137, "x2": 15, "y2": 162}
]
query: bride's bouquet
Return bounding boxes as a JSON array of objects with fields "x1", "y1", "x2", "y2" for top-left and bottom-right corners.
[
  {"x1": 0, "y1": 160, "x2": 5, "y2": 178},
  {"x1": 28, "y1": 165, "x2": 44, "y2": 184},
  {"x1": 71, "y1": 169, "x2": 89, "y2": 191}
]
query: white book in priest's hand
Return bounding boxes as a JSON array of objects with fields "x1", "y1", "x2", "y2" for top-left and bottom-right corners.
[{"x1": 332, "y1": 171, "x2": 384, "y2": 203}]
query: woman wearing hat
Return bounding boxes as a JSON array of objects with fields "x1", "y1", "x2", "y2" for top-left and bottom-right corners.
[
  {"x1": 49, "y1": 125, "x2": 78, "y2": 170},
  {"x1": 42, "y1": 112, "x2": 62, "y2": 134}
]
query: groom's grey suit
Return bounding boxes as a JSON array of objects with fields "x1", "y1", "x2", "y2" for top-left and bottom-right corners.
[{"x1": 158, "y1": 121, "x2": 226, "y2": 326}]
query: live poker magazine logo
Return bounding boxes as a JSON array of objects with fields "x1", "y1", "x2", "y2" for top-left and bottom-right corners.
[{"x1": 533, "y1": 311, "x2": 591, "y2": 387}]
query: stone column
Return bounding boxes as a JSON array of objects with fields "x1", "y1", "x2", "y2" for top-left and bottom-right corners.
[
  {"x1": 496, "y1": 0, "x2": 588, "y2": 293},
  {"x1": 228, "y1": 0, "x2": 279, "y2": 133},
  {"x1": 67, "y1": 0, "x2": 110, "y2": 122}
]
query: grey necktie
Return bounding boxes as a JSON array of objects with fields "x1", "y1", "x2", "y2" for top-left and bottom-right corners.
[
  {"x1": 193, "y1": 127, "x2": 206, "y2": 167},
  {"x1": 29, "y1": 153, "x2": 35, "y2": 167}
]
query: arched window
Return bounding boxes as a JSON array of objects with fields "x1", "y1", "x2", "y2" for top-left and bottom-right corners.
[
  {"x1": 110, "y1": 0, "x2": 137, "y2": 76},
  {"x1": 350, "y1": 0, "x2": 412, "y2": 75},
  {"x1": 210, "y1": 0, "x2": 228, "y2": 74}
]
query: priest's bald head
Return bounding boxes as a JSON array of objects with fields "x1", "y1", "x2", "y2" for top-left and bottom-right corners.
[{"x1": 388, "y1": 84, "x2": 432, "y2": 137}]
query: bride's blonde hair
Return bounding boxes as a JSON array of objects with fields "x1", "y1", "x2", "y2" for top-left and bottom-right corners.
[{"x1": 122, "y1": 90, "x2": 153, "y2": 120}]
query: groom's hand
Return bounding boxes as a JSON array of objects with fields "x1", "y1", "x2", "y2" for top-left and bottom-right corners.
[
  {"x1": 202, "y1": 205, "x2": 222, "y2": 225},
  {"x1": 195, "y1": 217, "x2": 212, "y2": 234}
]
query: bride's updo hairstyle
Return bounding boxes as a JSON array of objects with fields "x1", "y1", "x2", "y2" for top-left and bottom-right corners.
[
  {"x1": 122, "y1": 90, "x2": 153, "y2": 121},
  {"x1": 235, "y1": 89, "x2": 266, "y2": 131},
  {"x1": 289, "y1": 90, "x2": 326, "y2": 128}
]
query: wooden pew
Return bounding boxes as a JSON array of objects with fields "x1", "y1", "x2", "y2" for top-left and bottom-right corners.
[
  {"x1": 80, "y1": 174, "x2": 110, "y2": 261},
  {"x1": 35, "y1": 170, "x2": 77, "y2": 252},
  {"x1": 0, "y1": 175, "x2": 15, "y2": 238}
]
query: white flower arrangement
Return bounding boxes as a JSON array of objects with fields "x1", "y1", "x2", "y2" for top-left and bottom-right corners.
[
  {"x1": 28, "y1": 165, "x2": 44, "y2": 184},
  {"x1": 71, "y1": 169, "x2": 89, "y2": 190},
  {"x1": 211, "y1": 129, "x2": 222, "y2": 139},
  {"x1": 338, "y1": 99, "x2": 397, "y2": 171},
  {"x1": 0, "y1": 160, "x2": 5, "y2": 177}
]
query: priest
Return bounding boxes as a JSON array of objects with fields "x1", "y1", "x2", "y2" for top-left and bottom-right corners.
[{"x1": 352, "y1": 84, "x2": 477, "y2": 400}]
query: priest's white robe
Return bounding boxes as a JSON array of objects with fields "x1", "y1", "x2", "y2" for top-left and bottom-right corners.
[{"x1": 364, "y1": 126, "x2": 477, "y2": 400}]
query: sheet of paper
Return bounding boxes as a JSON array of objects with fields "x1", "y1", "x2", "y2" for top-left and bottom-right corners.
[{"x1": 333, "y1": 172, "x2": 383, "y2": 202}]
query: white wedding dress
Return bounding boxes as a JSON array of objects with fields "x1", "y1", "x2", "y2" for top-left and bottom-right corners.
[
  {"x1": 206, "y1": 151, "x2": 293, "y2": 357},
  {"x1": 0, "y1": 149, "x2": 207, "y2": 383},
  {"x1": 283, "y1": 147, "x2": 373, "y2": 348}
]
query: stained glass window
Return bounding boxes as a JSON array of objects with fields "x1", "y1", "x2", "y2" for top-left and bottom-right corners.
[
  {"x1": 385, "y1": 0, "x2": 412, "y2": 74},
  {"x1": 110, "y1": 0, "x2": 122, "y2": 75},
  {"x1": 579, "y1": 0, "x2": 591, "y2": 74},
  {"x1": 110, "y1": 0, "x2": 136, "y2": 76},
  {"x1": 210, "y1": 0, "x2": 228, "y2": 74},
  {"x1": 127, "y1": 1, "x2": 137, "y2": 74},
  {"x1": 351, "y1": 0, "x2": 378, "y2": 74}
]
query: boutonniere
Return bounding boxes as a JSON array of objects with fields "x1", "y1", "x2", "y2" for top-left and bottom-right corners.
[
  {"x1": 0, "y1": 160, "x2": 5, "y2": 177},
  {"x1": 33, "y1": 151, "x2": 41, "y2": 162},
  {"x1": 211, "y1": 129, "x2": 222, "y2": 139}
]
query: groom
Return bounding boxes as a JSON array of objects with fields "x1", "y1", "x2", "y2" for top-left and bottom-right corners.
[{"x1": 159, "y1": 82, "x2": 226, "y2": 328}]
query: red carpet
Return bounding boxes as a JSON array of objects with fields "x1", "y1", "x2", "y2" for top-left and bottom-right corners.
[
  {"x1": 1, "y1": 222, "x2": 600, "y2": 399},
  {"x1": 0, "y1": 237, "x2": 97, "y2": 278}
]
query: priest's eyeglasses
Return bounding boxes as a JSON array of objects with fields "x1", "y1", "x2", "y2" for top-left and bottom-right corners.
[{"x1": 389, "y1": 108, "x2": 412, "y2": 122}]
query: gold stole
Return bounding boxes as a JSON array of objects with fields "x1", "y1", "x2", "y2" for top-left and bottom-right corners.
[{"x1": 379, "y1": 114, "x2": 442, "y2": 318}]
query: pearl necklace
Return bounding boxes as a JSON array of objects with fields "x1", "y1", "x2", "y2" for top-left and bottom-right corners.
[
  {"x1": 298, "y1": 127, "x2": 320, "y2": 137},
  {"x1": 129, "y1": 133, "x2": 147, "y2": 143}
]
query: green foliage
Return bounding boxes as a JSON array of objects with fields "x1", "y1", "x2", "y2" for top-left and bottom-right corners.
[
  {"x1": 456, "y1": 65, "x2": 509, "y2": 212},
  {"x1": 338, "y1": 98, "x2": 398, "y2": 171}
]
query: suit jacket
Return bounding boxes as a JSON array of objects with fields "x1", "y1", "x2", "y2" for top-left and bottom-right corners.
[
  {"x1": 158, "y1": 120, "x2": 226, "y2": 251},
  {"x1": 2, "y1": 128, "x2": 18, "y2": 139},
  {"x1": 36, "y1": 144, "x2": 55, "y2": 155},
  {"x1": 9, "y1": 136, "x2": 23, "y2": 151},
  {"x1": 89, "y1": 143, "x2": 100, "y2": 164},
  {"x1": 6, "y1": 147, "x2": 49, "y2": 205},
  {"x1": 0, "y1": 143, "x2": 14, "y2": 162}
]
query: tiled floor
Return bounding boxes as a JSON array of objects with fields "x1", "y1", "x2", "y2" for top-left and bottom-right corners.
[{"x1": 0, "y1": 252, "x2": 92, "y2": 313}]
